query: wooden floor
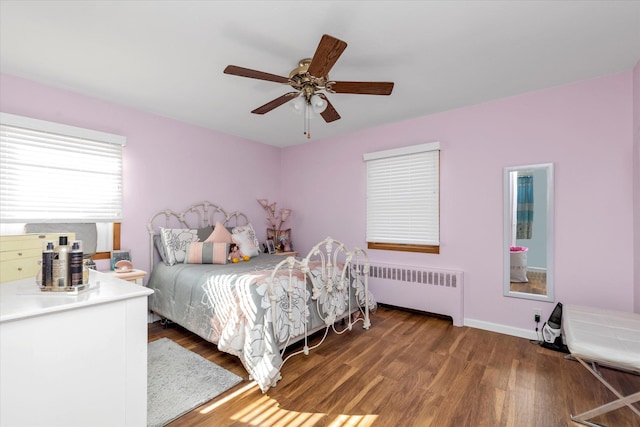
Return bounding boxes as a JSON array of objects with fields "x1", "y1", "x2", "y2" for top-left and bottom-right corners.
[
  {"x1": 148, "y1": 306, "x2": 640, "y2": 427},
  {"x1": 510, "y1": 271, "x2": 547, "y2": 295}
]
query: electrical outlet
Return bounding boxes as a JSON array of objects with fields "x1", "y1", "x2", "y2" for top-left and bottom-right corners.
[{"x1": 533, "y1": 308, "x2": 542, "y2": 322}]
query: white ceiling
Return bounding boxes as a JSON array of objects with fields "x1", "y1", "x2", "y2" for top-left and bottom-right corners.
[{"x1": 1, "y1": 1, "x2": 639, "y2": 147}]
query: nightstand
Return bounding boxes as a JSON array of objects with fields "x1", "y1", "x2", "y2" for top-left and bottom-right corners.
[{"x1": 102, "y1": 269, "x2": 147, "y2": 285}]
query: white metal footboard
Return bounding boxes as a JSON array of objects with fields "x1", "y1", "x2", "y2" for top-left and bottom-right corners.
[{"x1": 266, "y1": 237, "x2": 373, "y2": 372}]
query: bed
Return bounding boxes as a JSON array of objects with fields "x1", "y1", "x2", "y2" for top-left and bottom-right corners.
[
  {"x1": 562, "y1": 304, "x2": 640, "y2": 426},
  {"x1": 146, "y1": 201, "x2": 375, "y2": 392}
]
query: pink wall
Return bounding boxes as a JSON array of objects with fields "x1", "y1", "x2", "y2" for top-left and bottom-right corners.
[
  {"x1": 1, "y1": 70, "x2": 635, "y2": 334},
  {"x1": 634, "y1": 60, "x2": 640, "y2": 314},
  {"x1": 0, "y1": 73, "x2": 282, "y2": 273},
  {"x1": 281, "y1": 72, "x2": 635, "y2": 332}
]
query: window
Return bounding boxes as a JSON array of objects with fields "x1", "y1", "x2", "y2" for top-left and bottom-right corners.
[
  {"x1": 0, "y1": 112, "x2": 125, "y2": 222},
  {"x1": 364, "y1": 142, "x2": 440, "y2": 254},
  {"x1": 0, "y1": 113, "x2": 125, "y2": 259}
]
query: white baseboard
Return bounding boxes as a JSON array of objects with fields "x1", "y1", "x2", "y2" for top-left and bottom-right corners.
[{"x1": 464, "y1": 318, "x2": 539, "y2": 341}]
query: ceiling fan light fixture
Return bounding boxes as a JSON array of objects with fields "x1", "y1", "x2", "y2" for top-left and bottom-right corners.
[
  {"x1": 290, "y1": 96, "x2": 305, "y2": 114},
  {"x1": 310, "y1": 94, "x2": 327, "y2": 114}
]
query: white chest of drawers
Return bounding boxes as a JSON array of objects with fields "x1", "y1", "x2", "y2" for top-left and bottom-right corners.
[{"x1": 0, "y1": 270, "x2": 153, "y2": 427}]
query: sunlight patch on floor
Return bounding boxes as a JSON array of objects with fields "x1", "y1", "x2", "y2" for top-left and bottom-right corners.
[
  {"x1": 198, "y1": 380, "x2": 378, "y2": 426},
  {"x1": 231, "y1": 397, "x2": 379, "y2": 427},
  {"x1": 199, "y1": 381, "x2": 259, "y2": 414},
  {"x1": 328, "y1": 414, "x2": 379, "y2": 426}
]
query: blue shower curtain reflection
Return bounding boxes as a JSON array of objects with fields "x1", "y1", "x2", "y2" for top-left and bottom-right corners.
[{"x1": 516, "y1": 175, "x2": 534, "y2": 239}]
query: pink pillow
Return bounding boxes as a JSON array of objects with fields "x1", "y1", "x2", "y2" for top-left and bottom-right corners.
[
  {"x1": 184, "y1": 242, "x2": 229, "y2": 264},
  {"x1": 205, "y1": 221, "x2": 233, "y2": 243}
]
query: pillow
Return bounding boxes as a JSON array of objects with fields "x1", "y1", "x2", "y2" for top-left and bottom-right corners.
[
  {"x1": 232, "y1": 223, "x2": 260, "y2": 257},
  {"x1": 196, "y1": 225, "x2": 214, "y2": 241},
  {"x1": 160, "y1": 228, "x2": 199, "y2": 265},
  {"x1": 184, "y1": 242, "x2": 229, "y2": 264},
  {"x1": 153, "y1": 234, "x2": 169, "y2": 264},
  {"x1": 205, "y1": 221, "x2": 233, "y2": 243},
  {"x1": 154, "y1": 226, "x2": 212, "y2": 265}
]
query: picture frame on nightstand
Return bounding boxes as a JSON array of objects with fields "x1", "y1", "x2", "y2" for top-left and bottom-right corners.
[
  {"x1": 110, "y1": 249, "x2": 131, "y2": 271},
  {"x1": 266, "y1": 239, "x2": 276, "y2": 254},
  {"x1": 267, "y1": 228, "x2": 292, "y2": 252}
]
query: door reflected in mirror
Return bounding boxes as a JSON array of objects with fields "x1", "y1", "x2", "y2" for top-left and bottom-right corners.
[{"x1": 503, "y1": 163, "x2": 554, "y2": 302}]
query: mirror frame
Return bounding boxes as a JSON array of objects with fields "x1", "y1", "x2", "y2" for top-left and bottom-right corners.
[{"x1": 503, "y1": 163, "x2": 554, "y2": 302}]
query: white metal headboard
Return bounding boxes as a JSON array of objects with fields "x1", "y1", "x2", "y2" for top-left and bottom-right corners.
[{"x1": 146, "y1": 201, "x2": 249, "y2": 272}]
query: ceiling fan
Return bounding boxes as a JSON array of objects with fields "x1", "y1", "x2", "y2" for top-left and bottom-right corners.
[{"x1": 224, "y1": 34, "x2": 394, "y2": 138}]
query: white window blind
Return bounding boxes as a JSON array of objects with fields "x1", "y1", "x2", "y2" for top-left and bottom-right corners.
[
  {"x1": 364, "y1": 142, "x2": 440, "y2": 246},
  {"x1": 0, "y1": 113, "x2": 126, "y2": 223}
]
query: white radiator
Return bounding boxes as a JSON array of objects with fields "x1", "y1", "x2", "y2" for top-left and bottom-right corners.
[{"x1": 367, "y1": 263, "x2": 464, "y2": 326}]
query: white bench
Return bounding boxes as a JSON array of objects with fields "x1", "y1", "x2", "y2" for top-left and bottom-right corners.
[{"x1": 563, "y1": 304, "x2": 640, "y2": 426}]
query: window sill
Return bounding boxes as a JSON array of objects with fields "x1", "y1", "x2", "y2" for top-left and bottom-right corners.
[{"x1": 367, "y1": 242, "x2": 440, "y2": 254}]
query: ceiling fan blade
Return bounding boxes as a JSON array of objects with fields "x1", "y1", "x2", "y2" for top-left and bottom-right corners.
[
  {"x1": 251, "y1": 92, "x2": 299, "y2": 115},
  {"x1": 307, "y1": 34, "x2": 348, "y2": 78},
  {"x1": 224, "y1": 65, "x2": 290, "y2": 84},
  {"x1": 331, "y1": 81, "x2": 394, "y2": 95},
  {"x1": 317, "y1": 94, "x2": 341, "y2": 123}
]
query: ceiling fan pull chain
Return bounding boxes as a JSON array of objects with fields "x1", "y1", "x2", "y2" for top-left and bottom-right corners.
[
  {"x1": 303, "y1": 102, "x2": 307, "y2": 137},
  {"x1": 307, "y1": 107, "x2": 311, "y2": 139}
]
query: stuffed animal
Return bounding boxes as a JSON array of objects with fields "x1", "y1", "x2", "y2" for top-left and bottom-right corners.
[{"x1": 228, "y1": 243, "x2": 250, "y2": 263}]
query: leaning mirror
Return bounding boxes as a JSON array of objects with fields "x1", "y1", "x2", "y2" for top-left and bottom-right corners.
[{"x1": 503, "y1": 163, "x2": 554, "y2": 302}]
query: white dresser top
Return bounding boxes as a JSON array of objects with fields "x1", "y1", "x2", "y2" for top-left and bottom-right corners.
[{"x1": 0, "y1": 269, "x2": 153, "y2": 323}]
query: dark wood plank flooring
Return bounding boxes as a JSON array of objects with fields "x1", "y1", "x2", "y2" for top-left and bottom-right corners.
[{"x1": 148, "y1": 306, "x2": 640, "y2": 427}]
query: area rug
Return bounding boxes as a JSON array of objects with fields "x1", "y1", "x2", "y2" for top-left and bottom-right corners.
[{"x1": 148, "y1": 338, "x2": 243, "y2": 427}]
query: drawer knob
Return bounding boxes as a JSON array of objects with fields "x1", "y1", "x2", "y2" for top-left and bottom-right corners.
[
  {"x1": 18, "y1": 267, "x2": 22, "y2": 271},
  {"x1": 18, "y1": 252, "x2": 23, "y2": 256}
]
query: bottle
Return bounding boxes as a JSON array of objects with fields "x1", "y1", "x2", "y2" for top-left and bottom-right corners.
[
  {"x1": 82, "y1": 258, "x2": 90, "y2": 285},
  {"x1": 53, "y1": 236, "x2": 70, "y2": 288},
  {"x1": 42, "y1": 241, "x2": 55, "y2": 287},
  {"x1": 70, "y1": 240, "x2": 83, "y2": 287}
]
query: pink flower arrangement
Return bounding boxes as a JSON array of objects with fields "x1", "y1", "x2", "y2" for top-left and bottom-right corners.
[{"x1": 257, "y1": 199, "x2": 292, "y2": 250}]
